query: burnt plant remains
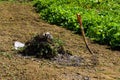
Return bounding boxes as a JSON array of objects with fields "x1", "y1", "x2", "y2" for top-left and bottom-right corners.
[{"x1": 19, "y1": 32, "x2": 67, "y2": 59}]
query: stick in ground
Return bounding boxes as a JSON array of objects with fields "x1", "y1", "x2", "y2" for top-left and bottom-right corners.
[{"x1": 77, "y1": 14, "x2": 93, "y2": 54}]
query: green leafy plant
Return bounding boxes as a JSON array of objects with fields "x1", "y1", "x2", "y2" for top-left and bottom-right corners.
[{"x1": 33, "y1": 0, "x2": 120, "y2": 48}]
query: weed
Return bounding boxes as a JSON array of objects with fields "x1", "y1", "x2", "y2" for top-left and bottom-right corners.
[{"x1": 0, "y1": 52, "x2": 12, "y2": 59}]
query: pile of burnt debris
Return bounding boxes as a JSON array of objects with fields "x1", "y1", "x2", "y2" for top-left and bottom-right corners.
[
  {"x1": 19, "y1": 32, "x2": 69, "y2": 59},
  {"x1": 19, "y1": 32, "x2": 98, "y2": 67}
]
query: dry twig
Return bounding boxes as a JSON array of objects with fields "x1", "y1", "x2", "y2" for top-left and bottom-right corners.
[{"x1": 77, "y1": 14, "x2": 94, "y2": 55}]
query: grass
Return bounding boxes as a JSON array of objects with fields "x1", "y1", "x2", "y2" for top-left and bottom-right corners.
[{"x1": 0, "y1": 52, "x2": 12, "y2": 58}]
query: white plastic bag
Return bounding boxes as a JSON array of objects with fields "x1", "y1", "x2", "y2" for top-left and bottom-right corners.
[{"x1": 14, "y1": 41, "x2": 25, "y2": 50}]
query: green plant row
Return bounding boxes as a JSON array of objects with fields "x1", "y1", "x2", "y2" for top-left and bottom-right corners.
[{"x1": 33, "y1": 0, "x2": 120, "y2": 48}]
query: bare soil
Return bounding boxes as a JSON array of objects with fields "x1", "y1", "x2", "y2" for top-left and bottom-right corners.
[{"x1": 0, "y1": 1, "x2": 120, "y2": 80}]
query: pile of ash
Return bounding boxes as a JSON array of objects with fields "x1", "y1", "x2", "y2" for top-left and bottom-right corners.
[{"x1": 52, "y1": 53, "x2": 85, "y2": 67}]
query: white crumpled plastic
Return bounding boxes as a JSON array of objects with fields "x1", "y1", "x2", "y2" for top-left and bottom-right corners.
[{"x1": 14, "y1": 41, "x2": 25, "y2": 50}]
